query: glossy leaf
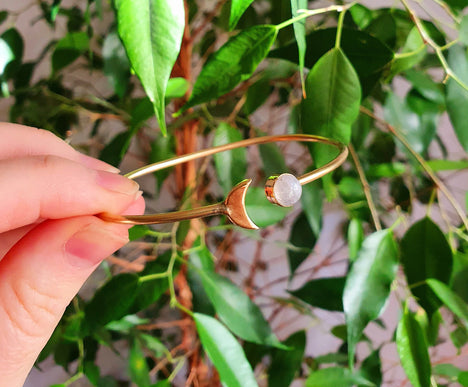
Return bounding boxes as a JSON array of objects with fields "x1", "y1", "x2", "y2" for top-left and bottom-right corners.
[
  {"x1": 181, "y1": 25, "x2": 278, "y2": 112},
  {"x1": 130, "y1": 251, "x2": 177, "y2": 313},
  {"x1": 84, "y1": 273, "x2": 140, "y2": 333},
  {"x1": 245, "y1": 187, "x2": 290, "y2": 228},
  {"x1": 290, "y1": 276, "x2": 346, "y2": 311},
  {"x1": 300, "y1": 179, "x2": 322, "y2": 236},
  {"x1": 400, "y1": 217, "x2": 453, "y2": 317},
  {"x1": 390, "y1": 27, "x2": 426, "y2": 77},
  {"x1": 446, "y1": 45, "x2": 468, "y2": 152},
  {"x1": 427, "y1": 279, "x2": 468, "y2": 328},
  {"x1": 348, "y1": 218, "x2": 364, "y2": 262},
  {"x1": 460, "y1": 14, "x2": 468, "y2": 45},
  {"x1": 396, "y1": 306, "x2": 431, "y2": 387},
  {"x1": 115, "y1": 0, "x2": 185, "y2": 135},
  {"x1": 268, "y1": 331, "x2": 306, "y2": 387},
  {"x1": 188, "y1": 241, "x2": 216, "y2": 315},
  {"x1": 103, "y1": 31, "x2": 130, "y2": 98},
  {"x1": 213, "y1": 123, "x2": 247, "y2": 195},
  {"x1": 384, "y1": 91, "x2": 437, "y2": 155},
  {"x1": 199, "y1": 270, "x2": 282, "y2": 347},
  {"x1": 291, "y1": 0, "x2": 307, "y2": 93},
  {"x1": 302, "y1": 47, "x2": 361, "y2": 199},
  {"x1": 194, "y1": 313, "x2": 258, "y2": 387},
  {"x1": 343, "y1": 230, "x2": 398, "y2": 367},
  {"x1": 288, "y1": 212, "x2": 317, "y2": 277},
  {"x1": 165, "y1": 77, "x2": 189, "y2": 99},
  {"x1": 150, "y1": 133, "x2": 175, "y2": 192},
  {"x1": 258, "y1": 138, "x2": 288, "y2": 178},
  {"x1": 270, "y1": 27, "x2": 393, "y2": 96},
  {"x1": 129, "y1": 339, "x2": 150, "y2": 387},
  {"x1": 229, "y1": 0, "x2": 255, "y2": 30},
  {"x1": 359, "y1": 349, "x2": 382, "y2": 387},
  {"x1": 305, "y1": 367, "x2": 372, "y2": 387},
  {"x1": 52, "y1": 31, "x2": 89, "y2": 72}
]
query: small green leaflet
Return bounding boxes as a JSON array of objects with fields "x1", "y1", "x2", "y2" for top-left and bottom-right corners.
[{"x1": 291, "y1": 0, "x2": 307, "y2": 95}]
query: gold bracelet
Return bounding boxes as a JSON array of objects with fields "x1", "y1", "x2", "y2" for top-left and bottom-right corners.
[{"x1": 98, "y1": 134, "x2": 348, "y2": 230}]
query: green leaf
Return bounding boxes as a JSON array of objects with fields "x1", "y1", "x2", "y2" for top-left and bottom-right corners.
[
  {"x1": 0, "y1": 11, "x2": 7, "y2": 25},
  {"x1": 270, "y1": 27, "x2": 393, "y2": 97},
  {"x1": 300, "y1": 179, "x2": 322, "y2": 236},
  {"x1": 199, "y1": 270, "x2": 282, "y2": 347},
  {"x1": 243, "y1": 77, "x2": 273, "y2": 115},
  {"x1": 425, "y1": 159, "x2": 468, "y2": 171},
  {"x1": 291, "y1": 0, "x2": 307, "y2": 93},
  {"x1": 384, "y1": 91, "x2": 436, "y2": 155},
  {"x1": 290, "y1": 276, "x2": 346, "y2": 311},
  {"x1": 84, "y1": 273, "x2": 140, "y2": 332},
  {"x1": 349, "y1": 4, "x2": 373, "y2": 29},
  {"x1": 433, "y1": 363, "x2": 462, "y2": 379},
  {"x1": 390, "y1": 27, "x2": 426, "y2": 77},
  {"x1": 103, "y1": 31, "x2": 130, "y2": 98},
  {"x1": 258, "y1": 134, "x2": 288, "y2": 177},
  {"x1": 130, "y1": 251, "x2": 177, "y2": 313},
  {"x1": 400, "y1": 217, "x2": 453, "y2": 317},
  {"x1": 52, "y1": 31, "x2": 89, "y2": 72},
  {"x1": 128, "y1": 225, "x2": 152, "y2": 241},
  {"x1": 245, "y1": 187, "x2": 290, "y2": 228},
  {"x1": 396, "y1": 306, "x2": 431, "y2": 387},
  {"x1": 268, "y1": 331, "x2": 306, "y2": 387},
  {"x1": 194, "y1": 313, "x2": 258, "y2": 387},
  {"x1": 181, "y1": 25, "x2": 278, "y2": 112},
  {"x1": 348, "y1": 218, "x2": 364, "y2": 262},
  {"x1": 302, "y1": 47, "x2": 361, "y2": 199},
  {"x1": 446, "y1": 45, "x2": 468, "y2": 152},
  {"x1": 359, "y1": 349, "x2": 382, "y2": 387},
  {"x1": 229, "y1": 0, "x2": 255, "y2": 30},
  {"x1": 427, "y1": 279, "x2": 468, "y2": 329},
  {"x1": 459, "y1": 15, "x2": 468, "y2": 45},
  {"x1": 288, "y1": 212, "x2": 318, "y2": 277},
  {"x1": 305, "y1": 367, "x2": 373, "y2": 387},
  {"x1": 99, "y1": 126, "x2": 139, "y2": 167},
  {"x1": 150, "y1": 133, "x2": 175, "y2": 191},
  {"x1": 139, "y1": 333, "x2": 167, "y2": 358},
  {"x1": 115, "y1": 0, "x2": 185, "y2": 135},
  {"x1": 0, "y1": 37, "x2": 14, "y2": 77},
  {"x1": 165, "y1": 77, "x2": 189, "y2": 99},
  {"x1": 460, "y1": 371, "x2": 468, "y2": 386},
  {"x1": 343, "y1": 229, "x2": 398, "y2": 368},
  {"x1": 188, "y1": 242, "x2": 216, "y2": 315},
  {"x1": 213, "y1": 123, "x2": 247, "y2": 195},
  {"x1": 129, "y1": 339, "x2": 150, "y2": 387}
]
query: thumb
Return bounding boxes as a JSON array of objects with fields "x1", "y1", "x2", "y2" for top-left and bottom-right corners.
[{"x1": 0, "y1": 201, "x2": 142, "y2": 386}]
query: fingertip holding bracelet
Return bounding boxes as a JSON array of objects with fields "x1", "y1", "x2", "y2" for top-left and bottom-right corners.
[{"x1": 98, "y1": 134, "x2": 348, "y2": 230}]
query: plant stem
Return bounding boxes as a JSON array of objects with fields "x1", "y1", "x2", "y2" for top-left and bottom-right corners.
[
  {"x1": 335, "y1": 5, "x2": 347, "y2": 49},
  {"x1": 361, "y1": 106, "x2": 468, "y2": 230},
  {"x1": 348, "y1": 143, "x2": 382, "y2": 231},
  {"x1": 400, "y1": 0, "x2": 468, "y2": 92},
  {"x1": 275, "y1": 4, "x2": 347, "y2": 30}
]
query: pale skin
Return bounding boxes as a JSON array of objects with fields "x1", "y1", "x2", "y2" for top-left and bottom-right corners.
[{"x1": 0, "y1": 123, "x2": 145, "y2": 386}]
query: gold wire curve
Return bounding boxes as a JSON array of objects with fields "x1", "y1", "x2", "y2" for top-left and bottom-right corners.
[{"x1": 98, "y1": 134, "x2": 348, "y2": 229}]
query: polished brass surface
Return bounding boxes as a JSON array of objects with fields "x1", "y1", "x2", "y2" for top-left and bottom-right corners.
[{"x1": 98, "y1": 134, "x2": 348, "y2": 229}]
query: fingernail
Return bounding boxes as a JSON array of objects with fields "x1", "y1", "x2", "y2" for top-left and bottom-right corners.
[
  {"x1": 65, "y1": 223, "x2": 128, "y2": 268},
  {"x1": 96, "y1": 170, "x2": 140, "y2": 195},
  {"x1": 79, "y1": 154, "x2": 120, "y2": 173}
]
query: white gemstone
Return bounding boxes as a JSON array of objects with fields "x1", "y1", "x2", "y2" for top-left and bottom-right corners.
[{"x1": 273, "y1": 173, "x2": 302, "y2": 207}]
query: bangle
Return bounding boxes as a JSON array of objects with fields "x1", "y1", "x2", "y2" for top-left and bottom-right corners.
[{"x1": 98, "y1": 134, "x2": 348, "y2": 230}]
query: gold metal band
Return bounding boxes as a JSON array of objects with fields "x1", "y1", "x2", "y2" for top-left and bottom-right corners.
[{"x1": 98, "y1": 134, "x2": 348, "y2": 229}]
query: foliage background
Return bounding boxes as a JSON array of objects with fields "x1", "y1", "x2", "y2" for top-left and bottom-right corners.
[{"x1": 1, "y1": 0, "x2": 468, "y2": 386}]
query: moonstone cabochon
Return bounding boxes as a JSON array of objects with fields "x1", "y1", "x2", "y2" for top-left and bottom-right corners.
[{"x1": 273, "y1": 173, "x2": 302, "y2": 207}]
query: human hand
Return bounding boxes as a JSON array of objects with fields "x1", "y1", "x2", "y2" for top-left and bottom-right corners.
[{"x1": 0, "y1": 123, "x2": 145, "y2": 386}]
